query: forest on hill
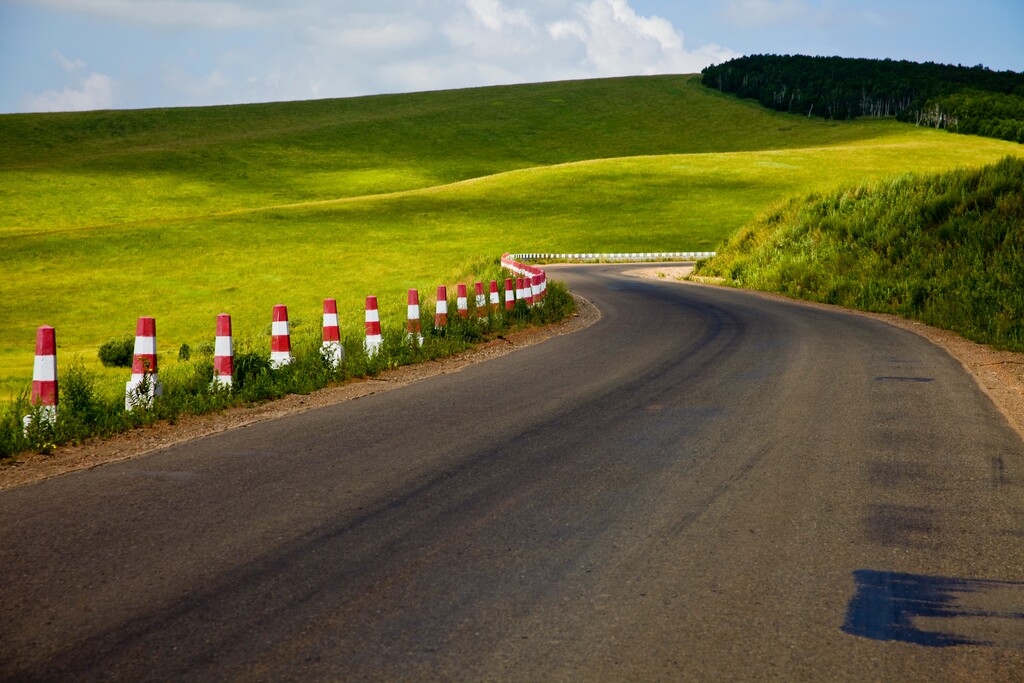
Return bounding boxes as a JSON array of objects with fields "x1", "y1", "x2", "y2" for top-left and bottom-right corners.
[{"x1": 701, "y1": 55, "x2": 1024, "y2": 143}]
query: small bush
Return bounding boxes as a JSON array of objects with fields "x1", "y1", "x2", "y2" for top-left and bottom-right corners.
[
  {"x1": 233, "y1": 351, "x2": 272, "y2": 393},
  {"x1": 98, "y1": 335, "x2": 135, "y2": 368},
  {"x1": 0, "y1": 393, "x2": 31, "y2": 459}
]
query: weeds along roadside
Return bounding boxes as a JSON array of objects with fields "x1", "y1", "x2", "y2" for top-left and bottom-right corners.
[
  {"x1": 0, "y1": 279, "x2": 575, "y2": 460},
  {"x1": 694, "y1": 155, "x2": 1024, "y2": 351}
]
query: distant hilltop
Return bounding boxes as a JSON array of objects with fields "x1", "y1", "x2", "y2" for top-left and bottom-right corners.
[{"x1": 702, "y1": 54, "x2": 1024, "y2": 144}]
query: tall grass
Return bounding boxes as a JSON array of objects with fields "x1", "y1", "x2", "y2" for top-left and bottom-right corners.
[{"x1": 695, "y1": 156, "x2": 1024, "y2": 350}]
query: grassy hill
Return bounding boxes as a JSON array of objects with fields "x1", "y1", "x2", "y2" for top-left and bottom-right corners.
[
  {"x1": 1, "y1": 74, "x2": 1021, "y2": 397},
  {"x1": 694, "y1": 156, "x2": 1024, "y2": 350}
]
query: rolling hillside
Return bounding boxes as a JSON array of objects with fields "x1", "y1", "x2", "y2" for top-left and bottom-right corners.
[
  {"x1": 1, "y1": 74, "x2": 1021, "y2": 397},
  {"x1": 695, "y1": 156, "x2": 1024, "y2": 350}
]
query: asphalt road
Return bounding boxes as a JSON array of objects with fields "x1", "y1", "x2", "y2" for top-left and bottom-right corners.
[{"x1": 3, "y1": 264, "x2": 1024, "y2": 681}]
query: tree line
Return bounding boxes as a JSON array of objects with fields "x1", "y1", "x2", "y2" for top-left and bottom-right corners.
[{"x1": 701, "y1": 54, "x2": 1024, "y2": 144}]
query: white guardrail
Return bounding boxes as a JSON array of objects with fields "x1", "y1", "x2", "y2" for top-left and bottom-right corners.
[{"x1": 506, "y1": 252, "x2": 715, "y2": 262}]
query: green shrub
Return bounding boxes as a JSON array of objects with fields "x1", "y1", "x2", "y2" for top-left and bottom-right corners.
[{"x1": 97, "y1": 335, "x2": 135, "y2": 368}]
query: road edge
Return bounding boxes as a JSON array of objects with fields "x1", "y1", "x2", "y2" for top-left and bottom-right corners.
[{"x1": 0, "y1": 294, "x2": 602, "y2": 491}]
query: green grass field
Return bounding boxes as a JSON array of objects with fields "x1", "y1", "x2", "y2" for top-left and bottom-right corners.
[{"x1": 2, "y1": 74, "x2": 1021, "y2": 398}]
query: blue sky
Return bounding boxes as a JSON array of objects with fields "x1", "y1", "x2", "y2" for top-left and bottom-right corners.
[{"x1": 1, "y1": 0, "x2": 1022, "y2": 113}]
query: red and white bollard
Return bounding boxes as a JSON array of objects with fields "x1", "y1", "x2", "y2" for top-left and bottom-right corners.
[
  {"x1": 322, "y1": 298, "x2": 344, "y2": 368},
  {"x1": 24, "y1": 325, "x2": 58, "y2": 429},
  {"x1": 125, "y1": 316, "x2": 163, "y2": 409},
  {"x1": 475, "y1": 282, "x2": 486, "y2": 317},
  {"x1": 270, "y1": 304, "x2": 293, "y2": 369},
  {"x1": 457, "y1": 284, "x2": 469, "y2": 318},
  {"x1": 489, "y1": 280, "x2": 500, "y2": 313},
  {"x1": 530, "y1": 274, "x2": 541, "y2": 303},
  {"x1": 213, "y1": 313, "x2": 233, "y2": 388},
  {"x1": 407, "y1": 289, "x2": 423, "y2": 344},
  {"x1": 365, "y1": 295, "x2": 382, "y2": 356},
  {"x1": 435, "y1": 285, "x2": 448, "y2": 328},
  {"x1": 505, "y1": 278, "x2": 515, "y2": 311},
  {"x1": 515, "y1": 277, "x2": 526, "y2": 304}
]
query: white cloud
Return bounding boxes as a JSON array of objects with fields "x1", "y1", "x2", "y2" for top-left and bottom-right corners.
[
  {"x1": 22, "y1": 72, "x2": 116, "y2": 112},
  {"x1": 550, "y1": 0, "x2": 739, "y2": 76},
  {"x1": 21, "y1": 52, "x2": 116, "y2": 111},
  {"x1": 53, "y1": 51, "x2": 86, "y2": 73},
  {"x1": 466, "y1": 0, "x2": 532, "y2": 31},
  {"x1": 13, "y1": 1, "x2": 740, "y2": 109},
  {"x1": 328, "y1": 20, "x2": 433, "y2": 52}
]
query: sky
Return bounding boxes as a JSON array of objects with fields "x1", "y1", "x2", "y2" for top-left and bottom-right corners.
[{"x1": 1, "y1": 0, "x2": 1022, "y2": 114}]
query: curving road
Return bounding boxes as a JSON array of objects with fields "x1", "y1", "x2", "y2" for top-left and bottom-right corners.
[{"x1": 3, "y1": 264, "x2": 1024, "y2": 681}]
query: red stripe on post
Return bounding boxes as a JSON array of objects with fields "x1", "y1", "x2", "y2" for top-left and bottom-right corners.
[
  {"x1": 216, "y1": 313, "x2": 232, "y2": 337},
  {"x1": 32, "y1": 380, "x2": 57, "y2": 406},
  {"x1": 35, "y1": 325, "x2": 56, "y2": 356}
]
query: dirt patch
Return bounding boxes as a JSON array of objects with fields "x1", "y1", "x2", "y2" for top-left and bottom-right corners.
[
  {"x1": 0, "y1": 296, "x2": 601, "y2": 490},
  {"x1": 625, "y1": 265, "x2": 1024, "y2": 443},
  {"x1": 621, "y1": 265, "x2": 694, "y2": 281}
]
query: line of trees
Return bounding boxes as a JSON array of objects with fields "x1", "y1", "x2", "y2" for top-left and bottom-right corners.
[{"x1": 701, "y1": 55, "x2": 1024, "y2": 143}]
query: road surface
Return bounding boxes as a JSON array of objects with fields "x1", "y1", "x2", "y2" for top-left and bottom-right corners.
[{"x1": 2, "y1": 264, "x2": 1024, "y2": 681}]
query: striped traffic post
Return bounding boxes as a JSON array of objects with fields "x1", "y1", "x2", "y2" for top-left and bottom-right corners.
[
  {"x1": 125, "y1": 316, "x2": 163, "y2": 409},
  {"x1": 489, "y1": 280, "x2": 500, "y2": 313},
  {"x1": 270, "y1": 305, "x2": 293, "y2": 369},
  {"x1": 322, "y1": 299, "x2": 344, "y2": 368},
  {"x1": 365, "y1": 296, "x2": 382, "y2": 356},
  {"x1": 475, "y1": 282, "x2": 486, "y2": 318},
  {"x1": 407, "y1": 289, "x2": 423, "y2": 344},
  {"x1": 25, "y1": 325, "x2": 58, "y2": 427},
  {"x1": 435, "y1": 285, "x2": 448, "y2": 328},
  {"x1": 213, "y1": 313, "x2": 233, "y2": 388},
  {"x1": 504, "y1": 278, "x2": 515, "y2": 311},
  {"x1": 457, "y1": 284, "x2": 469, "y2": 319}
]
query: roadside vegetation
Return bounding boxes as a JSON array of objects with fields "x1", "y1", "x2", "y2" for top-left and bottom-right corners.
[
  {"x1": 694, "y1": 156, "x2": 1024, "y2": 350},
  {"x1": 0, "y1": 280, "x2": 575, "y2": 458}
]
